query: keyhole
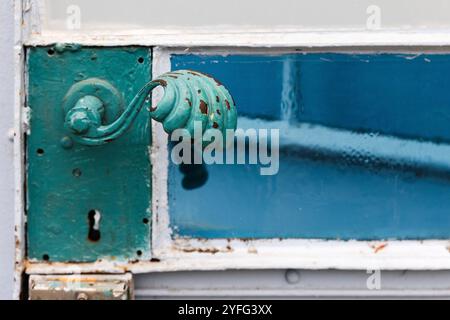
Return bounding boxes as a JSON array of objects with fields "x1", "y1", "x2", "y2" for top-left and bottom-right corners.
[{"x1": 87, "y1": 209, "x2": 101, "y2": 242}]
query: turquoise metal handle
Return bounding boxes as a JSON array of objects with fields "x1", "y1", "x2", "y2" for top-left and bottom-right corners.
[{"x1": 63, "y1": 70, "x2": 237, "y2": 146}]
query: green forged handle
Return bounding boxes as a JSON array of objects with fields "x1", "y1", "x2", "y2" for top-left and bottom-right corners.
[{"x1": 63, "y1": 70, "x2": 238, "y2": 146}]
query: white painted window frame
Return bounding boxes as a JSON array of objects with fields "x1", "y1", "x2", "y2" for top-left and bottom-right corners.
[
  {"x1": 16, "y1": 0, "x2": 450, "y2": 295},
  {"x1": 149, "y1": 46, "x2": 450, "y2": 273}
]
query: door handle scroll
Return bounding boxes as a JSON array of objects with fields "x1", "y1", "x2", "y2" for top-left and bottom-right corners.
[{"x1": 63, "y1": 70, "x2": 237, "y2": 146}]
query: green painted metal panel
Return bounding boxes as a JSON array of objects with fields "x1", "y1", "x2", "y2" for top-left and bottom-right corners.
[{"x1": 27, "y1": 46, "x2": 152, "y2": 262}]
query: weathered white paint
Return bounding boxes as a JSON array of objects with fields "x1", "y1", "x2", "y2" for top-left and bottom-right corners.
[
  {"x1": 142, "y1": 47, "x2": 450, "y2": 274},
  {"x1": 14, "y1": 0, "x2": 450, "y2": 299},
  {"x1": 25, "y1": 31, "x2": 450, "y2": 48},
  {"x1": 13, "y1": 0, "x2": 26, "y2": 300},
  {"x1": 151, "y1": 47, "x2": 171, "y2": 256},
  {"x1": 0, "y1": 0, "x2": 16, "y2": 300},
  {"x1": 21, "y1": 27, "x2": 450, "y2": 276},
  {"x1": 18, "y1": 0, "x2": 450, "y2": 48},
  {"x1": 25, "y1": 239, "x2": 450, "y2": 274}
]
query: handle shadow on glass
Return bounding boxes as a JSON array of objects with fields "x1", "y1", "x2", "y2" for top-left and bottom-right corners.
[{"x1": 62, "y1": 70, "x2": 237, "y2": 146}]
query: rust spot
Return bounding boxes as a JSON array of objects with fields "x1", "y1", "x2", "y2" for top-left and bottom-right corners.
[
  {"x1": 180, "y1": 244, "x2": 234, "y2": 254},
  {"x1": 213, "y1": 122, "x2": 219, "y2": 129},
  {"x1": 372, "y1": 243, "x2": 388, "y2": 253},
  {"x1": 199, "y1": 100, "x2": 208, "y2": 114},
  {"x1": 248, "y1": 247, "x2": 258, "y2": 254},
  {"x1": 150, "y1": 106, "x2": 157, "y2": 112},
  {"x1": 48, "y1": 276, "x2": 102, "y2": 283},
  {"x1": 216, "y1": 96, "x2": 220, "y2": 102},
  {"x1": 181, "y1": 247, "x2": 220, "y2": 254},
  {"x1": 225, "y1": 100, "x2": 231, "y2": 110},
  {"x1": 187, "y1": 70, "x2": 222, "y2": 86},
  {"x1": 216, "y1": 109, "x2": 221, "y2": 115},
  {"x1": 154, "y1": 79, "x2": 167, "y2": 87},
  {"x1": 185, "y1": 98, "x2": 192, "y2": 107}
]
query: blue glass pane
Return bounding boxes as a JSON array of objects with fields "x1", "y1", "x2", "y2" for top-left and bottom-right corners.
[{"x1": 168, "y1": 53, "x2": 450, "y2": 240}]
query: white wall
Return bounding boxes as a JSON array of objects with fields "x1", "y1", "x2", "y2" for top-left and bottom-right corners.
[
  {"x1": 42, "y1": 0, "x2": 450, "y2": 31},
  {"x1": 0, "y1": 0, "x2": 16, "y2": 300}
]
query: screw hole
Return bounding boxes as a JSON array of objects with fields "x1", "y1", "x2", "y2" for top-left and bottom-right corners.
[
  {"x1": 72, "y1": 168, "x2": 82, "y2": 177},
  {"x1": 136, "y1": 250, "x2": 142, "y2": 256},
  {"x1": 88, "y1": 209, "x2": 101, "y2": 242},
  {"x1": 47, "y1": 49, "x2": 55, "y2": 56},
  {"x1": 138, "y1": 57, "x2": 144, "y2": 64},
  {"x1": 142, "y1": 218, "x2": 149, "y2": 224},
  {"x1": 36, "y1": 148, "x2": 45, "y2": 156},
  {"x1": 42, "y1": 254, "x2": 50, "y2": 261}
]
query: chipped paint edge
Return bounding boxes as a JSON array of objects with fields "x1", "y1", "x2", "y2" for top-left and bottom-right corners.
[
  {"x1": 21, "y1": 1, "x2": 450, "y2": 49},
  {"x1": 25, "y1": 30, "x2": 450, "y2": 48},
  {"x1": 24, "y1": 47, "x2": 450, "y2": 276},
  {"x1": 25, "y1": 239, "x2": 450, "y2": 274},
  {"x1": 29, "y1": 273, "x2": 134, "y2": 300},
  {"x1": 13, "y1": 0, "x2": 26, "y2": 299},
  {"x1": 19, "y1": 4, "x2": 450, "y2": 276},
  {"x1": 148, "y1": 47, "x2": 450, "y2": 273},
  {"x1": 151, "y1": 47, "x2": 172, "y2": 255}
]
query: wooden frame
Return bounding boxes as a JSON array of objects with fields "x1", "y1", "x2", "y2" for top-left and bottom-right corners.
[{"x1": 17, "y1": 0, "x2": 450, "y2": 299}]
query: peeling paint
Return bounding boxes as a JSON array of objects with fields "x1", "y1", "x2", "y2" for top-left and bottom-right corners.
[
  {"x1": 54, "y1": 43, "x2": 81, "y2": 53},
  {"x1": 23, "y1": 239, "x2": 450, "y2": 274},
  {"x1": 29, "y1": 274, "x2": 132, "y2": 300},
  {"x1": 26, "y1": 46, "x2": 152, "y2": 262},
  {"x1": 371, "y1": 243, "x2": 388, "y2": 253}
]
